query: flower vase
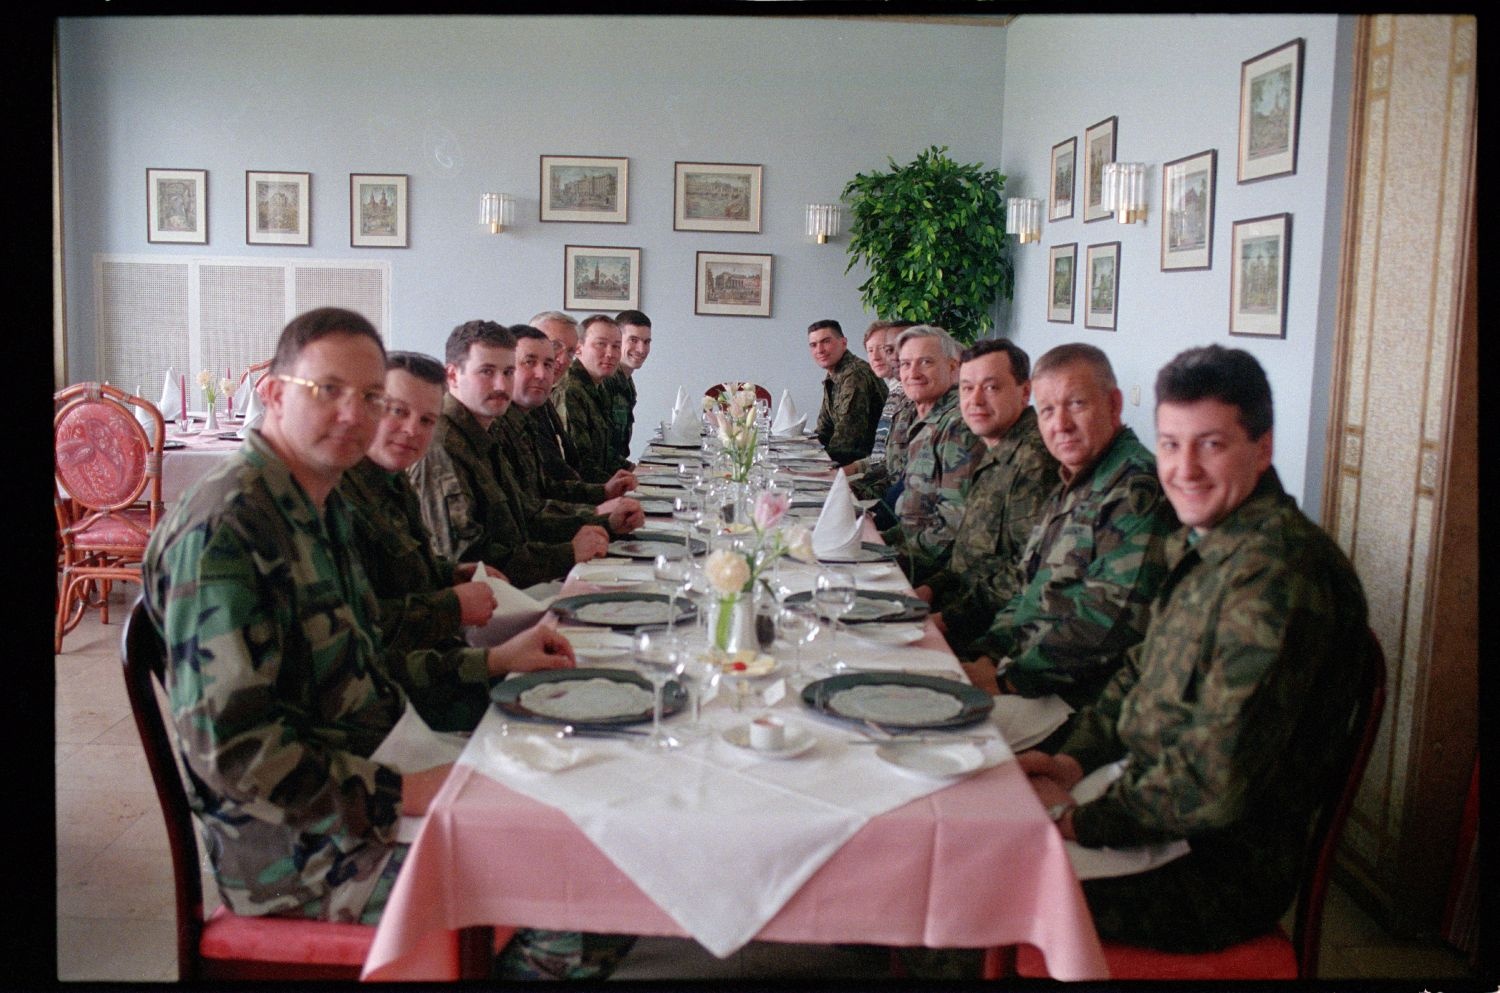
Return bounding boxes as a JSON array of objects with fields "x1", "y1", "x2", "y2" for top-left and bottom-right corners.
[
  {"x1": 709, "y1": 593, "x2": 758, "y2": 657},
  {"x1": 205, "y1": 404, "x2": 220, "y2": 433}
]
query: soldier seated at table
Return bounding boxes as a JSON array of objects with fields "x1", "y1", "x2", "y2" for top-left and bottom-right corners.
[
  {"x1": 529, "y1": 310, "x2": 635, "y2": 497},
  {"x1": 961, "y1": 343, "x2": 1177, "y2": 746},
  {"x1": 877, "y1": 325, "x2": 986, "y2": 585},
  {"x1": 605, "y1": 308, "x2": 653, "y2": 465},
  {"x1": 410, "y1": 320, "x2": 614, "y2": 588},
  {"x1": 1021, "y1": 344, "x2": 1369, "y2": 954},
  {"x1": 809, "y1": 318, "x2": 888, "y2": 467},
  {"x1": 911, "y1": 338, "x2": 1058, "y2": 652},
  {"x1": 557, "y1": 313, "x2": 635, "y2": 483},
  {"x1": 142, "y1": 308, "x2": 635, "y2": 977}
]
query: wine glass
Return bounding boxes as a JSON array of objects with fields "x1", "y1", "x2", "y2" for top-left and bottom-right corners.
[
  {"x1": 632, "y1": 627, "x2": 684, "y2": 750},
  {"x1": 653, "y1": 552, "x2": 692, "y2": 636},
  {"x1": 673, "y1": 652, "x2": 718, "y2": 739},
  {"x1": 671, "y1": 493, "x2": 698, "y2": 554},
  {"x1": 776, "y1": 599, "x2": 819, "y2": 680},
  {"x1": 676, "y1": 460, "x2": 702, "y2": 488},
  {"x1": 813, "y1": 567, "x2": 857, "y2": 674}
]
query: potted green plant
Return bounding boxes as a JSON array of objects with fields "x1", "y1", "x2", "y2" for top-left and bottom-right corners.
[{"x1": 841, "y1": 145, "x2": 1013, "y2": 345}]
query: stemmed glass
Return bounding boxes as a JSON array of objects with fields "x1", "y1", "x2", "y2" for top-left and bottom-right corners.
[
  {"x1": 653, "y1": 552, "x2": 692, "y2": 637},
  {"x1": 671, "y1": 493, "x2": 698, "y2": 555},
  {"x1": 776, "y1": 599, "x2": 819, "y2": 681},
  {"x1": 632, "y1": 627, "x2": 684, "y2": 750},
  {"x1": 673, "y1": 653, "x2": 718, "y2": 739},
  {"x1": 813, "y1": 566, "x2": 857, "y2": 674}
]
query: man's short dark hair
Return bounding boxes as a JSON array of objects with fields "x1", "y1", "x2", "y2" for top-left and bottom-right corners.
[
  {"x1": 960, "y1": 338, "x2": 1031, "y2": 383},
  {"x1": 271, "y1": 307, "x2": 384, "y2": 374},
  {"x1": 1155, "y1": 345, "x2": 1274, "y2": 440},
  {"x1": 580, "y1": 313, "x2": 618, "y2": 336},
  {"x1": 1033, "y1": 342, "x2": 1117, "y2": 391},
  {"x1": 509, "y1": 323, "x2": 549, "y2": 343},
  {"x1": 386, "y1": 350, "x2": 445, "y2": 386},
  {"x1": 808, "y1": 319, "x2": 844, "y2": 338},
  {"x1": 615, "y1": 310, "x2": 651, "y2": 328},
  {"x1": 445, "y1": 320, "x2": 515, "y2": 367}
]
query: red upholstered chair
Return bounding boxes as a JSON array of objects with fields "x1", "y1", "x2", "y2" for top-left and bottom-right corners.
[
  {"x1": 704, "y1": 382, "x2": 774, "y2": 408},
  {"x1": 55, "y1": 382, "x2": 164, "y2": 651},
  {"x1": 121, "y1": 597, "x2": 496, "y2": 980},
  {"x1": 1014, "y1": 628, "x2": 1387, "y2": 981}
]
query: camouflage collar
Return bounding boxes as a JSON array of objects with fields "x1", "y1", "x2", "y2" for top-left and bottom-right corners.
[
  {"x1": 980, "y1": 406, "x2": 1042, "y2": 466},
  {"x1": 240, "y1": 428, "x2": 351, "y2": 535},
  {"x1": 824, "y1": 349, "x2": 864, "y2": 382},
  {"x1": 1166, "y1": 468, "x2": 1289, "y2": 567},
  {"x1": 442, "y1": 392, "x2": 498, "y2": 453},
  {"x1": 912, "y1": 384, "x2": 960, "y2": 427},
  {"x1": 1057, "y1": 426, "x2": 1151, "y2": 496}
]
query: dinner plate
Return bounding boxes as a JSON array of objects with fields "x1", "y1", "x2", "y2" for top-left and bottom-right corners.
[
  {"x1": 802, "y1": 672, "x2": 994, "y2": 730},
  {"x1": 638, "y1": 452, "x2": 700, "y2": 466},
  {"x1": 815, "y1": 542, "x2": 899, "y2": 565},
  {"x1": 492, "y1": 668, "x2": 686, "y2": 725},
  {"x1": 778, "y1": 459, "x2": 833, "y2": 472},
  {"x1": 652, "y1": 440, "x2": 703, "y2": 450},
  {"x1": 783, "y1": 589, "x2": 928, "y2": 623},
  {"x1": 634, "y1": 473, "x2": 686, "y2": 487},
  {"x1": 638, "y1": 498, "x2": 675, "y2": 515},
  {"x1": 162, "y1": 440, "x2": 186, "y2": 450},
  {"x1": 562, "y1": 629, "x2": 635, "y2": 662},
  {"x1": 572, "y1": 563, "x2": 652, "y2": 587},
  {"x1": 608, "y1": 530, "x2": 706, "y2": 559},
  {"x1": 721, "y1": 722, "x2": 816, "y2": 759},
  {"x1": 551, "y1": 591, "x2": 698, "y2": 628},
  {"x1": 846, "y1": 622, "x2": 927, "y2": 647},
  {"x1": 631, "y1": 485, "x2": 682, "y2": 499},
  {"x1": 875, "y1": 742, "x2": 988, "y2": 778}
]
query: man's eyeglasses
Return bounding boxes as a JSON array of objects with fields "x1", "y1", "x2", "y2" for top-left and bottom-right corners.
[{"x1": 274, "y1": 375, "x2": 387, "y2": 416}]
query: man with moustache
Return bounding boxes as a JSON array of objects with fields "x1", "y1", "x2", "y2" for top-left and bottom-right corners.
[
  {"x1": 809, "y1": 318, "x2": 887, "y2": 466},
  {"x1": 605, "y1": 309, "x2": 653, "y2": 464},
  {"x1": 558, "y1": 313, "x2": 634, "y2": 482}
]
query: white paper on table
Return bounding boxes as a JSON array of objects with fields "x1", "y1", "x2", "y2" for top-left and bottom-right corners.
[
  {"x1": 463, "y1": 563, "x2": 554, "y2": 647},
  {"x1": 811, "y1": 471, "x2": 863, "y2": 560},
  {"x1": 157, "y1": 368, "x2": 183, "y2": 421},
  {"x1": 991, "y1": 694, "x2": 1074, "y2": 753},
  {"x1": 1063, "y1": 759, "x2": 1191, "y2": 880},
  {"x1": 771, "y1": 390, "x2": 805, "y2": 438}
]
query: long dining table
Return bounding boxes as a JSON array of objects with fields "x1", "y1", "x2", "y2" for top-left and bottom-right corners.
[{"x1": 360, "y1": 433, "x2": 1109, "y2": 981}]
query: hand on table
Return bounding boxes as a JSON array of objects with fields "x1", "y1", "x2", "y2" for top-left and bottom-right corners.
[
  {"x1": 606, "y1": 498, "x2": 646, "y2": 533},
  {"x1": 1016, "y1": 750, "x2": 1085, "y2": 791},
  {"x1": 453, "y1": 580, "x2": 499, "y2": 625},
  {"x1": 961, "y1": 658, "x2": 1001, "y2": 695},
  {"x1": 1023, "y1": 773, "x2": 1079, "y2": 840},
  {"x1": 487, "y1": 619, "x2": 576, "y2": 675},
  {"x1": 911, "y1": 584, "x2": 933, "y2": 604},
  {"x1": 571, "y1": 525, "x2": 610, "y2": 562},
  {"x1": 603, "y1": 470, "x2": 638, "y2": 498},
  {"x1": 400, "y1": 762, "x2": 455, "y2": 817}
]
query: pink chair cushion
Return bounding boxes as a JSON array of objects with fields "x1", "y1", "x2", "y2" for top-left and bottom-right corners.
[
  {"x1": 56, "y1": 402, "x2": 150, "y2": 508},
  {"x1": 68, "y1": 507, "x2": 153, "y2": 550},
  {"x1": 1016, "y1": 929, "x2": 1296, "y2": 980},
  {"x1": 199, "y1": 906, "x2": 375, "y2": 967}
]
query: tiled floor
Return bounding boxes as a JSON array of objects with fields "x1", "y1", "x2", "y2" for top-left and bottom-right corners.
[{"x1": 56, "y1": 586, "x2": 1478, "y2": 982}]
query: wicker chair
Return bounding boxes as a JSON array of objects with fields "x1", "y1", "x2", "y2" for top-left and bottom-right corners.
[{"x1": 703, "y1": 382, "x2": 773, "y2": 408}]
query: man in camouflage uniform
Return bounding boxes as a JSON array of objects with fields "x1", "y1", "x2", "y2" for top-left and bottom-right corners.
[
  {"x1": 963, "y1": 343, "x2": 1176, "y2": 733},
  {"x1": 914, "y1": 338, "x2": 1059, "y2": 653},
  {"x1": 846, "y1": 321, "x2": 916, "y2": 529},
  {"x1": 878, "y1": 325, "x2": 986, "y2": 584},
  {"x1": 409, "y1": 320, "x2": 611, "y2": 587},
  {"x1": 141, "y1": 308, "x2": 576, "y2": 944},
  {"x1": 558, "y1": 314, "x2": 634, "y2": 483},
  {"x1": 809, "y1": 318, "x2": 888, "y2": 466},
  {"x1": 604, "y1": 309, "x2": 652, "y2": 465},
  {"x1": 1022, "y1": 344, "x2": 1369, "y2": 953}
]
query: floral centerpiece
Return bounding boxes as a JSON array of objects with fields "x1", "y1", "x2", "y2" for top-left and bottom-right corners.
[
  {"x1": 703, "y1": 381, "x2": 761, "y2": 483},
  {"x1": 196, "y1": 369, "x2": 236, "y2": 429},
  {"x1": 702, "y1": 490, "x2": 815, "y2": 655}
]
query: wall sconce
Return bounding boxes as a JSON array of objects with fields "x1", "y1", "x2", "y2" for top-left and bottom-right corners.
[
  {"x1": 805, "y1": 203, "x2": 841, "y2": 244},
  {"x1": 1005, "y1": 197, "x2": 1043, "y2": 244},
  {"x1": 480, "y1": 193, "x2": 515, "y2": 234},
  {"x1": 1102, "y1": 163, "x2": 1148, "y2": 224}
]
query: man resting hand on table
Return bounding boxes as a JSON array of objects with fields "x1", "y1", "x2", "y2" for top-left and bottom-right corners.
[
  {"x1": 1022, "y1": 345, "x2": 1369, "y2": 952},
  {"x1": 144, "y1": 308, "x2": 630, "y2": 977}
]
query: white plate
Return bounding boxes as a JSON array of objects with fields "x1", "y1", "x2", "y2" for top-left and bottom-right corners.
[
  {"x1": 848, "y1": 623, "x2": 926, "y2": 647},
  {"x1": 562, "y1": 630, "x2": 634, "y2": 662},
  {"x1": 721, "y1": 722, "x2": 816, "y2": 759},
  {"x1": 574, "y1": 565, "x2": 651, "y2": 587},
  {"x1": 875, "y1": 742, "x2": 988, "y2": 778}
]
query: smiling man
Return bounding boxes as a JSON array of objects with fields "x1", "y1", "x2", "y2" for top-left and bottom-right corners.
[
  {"x1": 809, "y1": 318, "x2": 887, "y2": 466},
  {"x1": 558, "y1": 313, "x2": 634, "y2": 482},
  {"x1": 604, "y1": 309, "x2": 653, "y2": 464}
]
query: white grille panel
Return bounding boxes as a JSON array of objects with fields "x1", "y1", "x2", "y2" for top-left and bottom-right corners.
[
  {"x1": 95, "y1": 259, "x2": 190, "y2": 402},
  {"x1": 294, "y1": 264, "x2": 390, "y2": 336},
  {"x1": 199, "y1": 264, "x2": 286, "y2": 411}
]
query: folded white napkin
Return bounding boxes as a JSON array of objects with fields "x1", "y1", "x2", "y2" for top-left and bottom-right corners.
[
  {"x1": 812, "y1": 471, "x2": 863, "y2": 560},
  {"x1": 370, "y1": 701, "x2": 467, "y2": 773},
  {"x1": 133, "y1": 386, "x2": 161, "y2": 445},
  {"x1": 156, "y1": 368, "x2": 182, "y2": 422},
  {"x1": 237, "y1": 386, "x2": 265, "y2": 437},
  {"x1": 991, "y1": 693, "x2": 1074, "y2": 752},
  {"x1": 1064, "y1": 759, "x2": 1191, "y2": 880},
  {"x1": 464, "y1": 562, "x2": 552, "y2": 647},
  {"x1": 482, "y1": 732, "x2": 594, "y2": 775},
  {"x1": 771, "y1": 390, "x2": 806, "y2": 438}
]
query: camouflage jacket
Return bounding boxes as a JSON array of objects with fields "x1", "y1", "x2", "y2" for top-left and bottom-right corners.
[
  {"x1": 604, "y1": 368, "x2": 637, "y2": 465},
  {"x1": 850, "y1": 391, "x2": 918, "y2": 503},
  {"x1": 407, "y1": 394, "x2": 576, "y2": 587},
  {"x1": 868, "y1": 379, "x2": 905, "y2": 460},
  {"x1": 142, "y1": 430, "x2": 405, "y2": 921},
  {"x1": 526, "y1": 402, "x2": 606, "y2": 504},
  {"x1": 972, "y1": 427, "x2": 1176, "y2": 709},
  {"x1": 496, "y1": 405, "x2": 612, "y2": 536},
  {"x1": 1061, "y1": 470, "x2": 1368, "y2": 924},
  {"x1": 924, "y1": 407, "x2": 1060, "y2": 647},
  {"x1": 816, "y1": 351, "x2": 888, "y2": 467},
  {"x1": 558, "y1": 361, "x2": 631, "y2": 482},
  {"x1": 882, "y1": 387, "x2": 986, "y2": 583}
]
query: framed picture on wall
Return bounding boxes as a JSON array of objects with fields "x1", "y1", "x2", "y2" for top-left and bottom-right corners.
[
  {"x1": 1160, "y1": 149, "x2": 1216, "y2": 271},
  {"x1": 349, "y1": 173, "x2": 408, "y2": 248},
  {"x1": 1229, "y1": 213, "x2": 1291, "y2": 338},
  {"x1": 245, "y1": 170, "x2": 310, "y2": 246},
  {"x1": 674, "y1": 162, "x2": 763, "y2": 233},
  {"x1": 540, "y1": 155, "x2": 628, "y2": 223},
  {"x1": 1047, "y1": 243, "x2": 1077, "y2": 323},
  {"x1": 1238, "y1": 39, "x2": 1305, "y2": 183},
  {"x1": 146, "y1": 168, "x2": 208, "y2": 244},
  {"x1": 1082, "y1": 117, "x2": 1117, "y2": 222},
  {"x1": 1049, "y1": 138, "x2": 1076, "y2": 221},
  {"x1": 1084, "y1": 242, "x2": 1121, "y2": 331},
  {"x1": 695, "y1": 251, "x2": 773, "y2": 317},
  {"x1": 564, "y1": 245, "x2": 641, "y2": 311}
]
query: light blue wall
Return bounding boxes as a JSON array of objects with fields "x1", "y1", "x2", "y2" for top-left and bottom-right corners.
[
  {"x1": 998, "y1": 14, "x2": 1352, "y2": 511},
  {"x1": 56, "y1": 15, "x2": 1009, "y2": 458}
]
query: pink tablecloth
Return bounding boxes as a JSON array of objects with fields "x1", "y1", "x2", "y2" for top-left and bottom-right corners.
[
  {"x1": 363, "y1": 755, "x2": 1107, "y2": 980},
  {"x1": 162, "y1": 428, "x2": 243, "y2": 503}
]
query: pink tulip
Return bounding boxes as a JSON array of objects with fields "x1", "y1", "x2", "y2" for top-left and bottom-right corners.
[{"x1": 753, "y1": 490, "x2": 789, "y2": 530}]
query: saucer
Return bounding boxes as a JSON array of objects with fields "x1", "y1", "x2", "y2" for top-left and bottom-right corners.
[{"x1": 721, "y1": 722, "x2": 815, "y2": 759}]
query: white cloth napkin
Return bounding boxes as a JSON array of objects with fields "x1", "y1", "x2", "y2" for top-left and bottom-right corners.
[
  {"x1": 237, "y1": 386, "x2": 265, "y2": 438},
  {"x1": 1064, "y1": 759, "x2": 1191, "y2": 880},
  {"x1": 156, "y1": 368, "x2": 182, "y2": 422},
  {"x1": 991, "y1": 694, "x2": 1074, "y2": 753},
  {"x1": 812, "y1": 471, "x2": 863, "y2": 560},
  {"x1": 771, "y1": 390, "x2": 806, "y2": 437},
  {"x1": 482, "y1": 732, "x2": 595, "y2": 775},
  {"x1": 369, "y1": 702, "x2": 469, "y2": 843},
  {"x1": 133, "y1": 386, "x2": 160, "y2": 445},
  {"x1": 660, "y1": 387, "x2": 701, "y2": 445},
  {"x1": 463, "y1": 562, "x2": 552, "y2": 647}
]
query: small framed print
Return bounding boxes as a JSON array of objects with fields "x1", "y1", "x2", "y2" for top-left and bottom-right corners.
[
  {"x1": 1049, "y1": 138, "x2": 1076, "y2": 221},
  {"x1": 564, "y1": 245, "x2": 641, "y2": 311},
  {"x1": 246, "y1": 170, "x2": 310, "y2": 246},
  {"x1": 541, "y1": 155, "x2": 628, "y2": 224},
  {"x1": 1084, "y1": 242, "x2": 1121, "y2": 331},
  {"x1": 1161, "y1": 150, "x2": 1217, "y2": 271},
  {"x1": 695, "y1": 251, "x2": 773, "y2": 317},
  {"x1": 350, "y1": 173, "x2": 408, "y2": 248},
  {"x1": 1047, "y1": 243, "x2": 1077, "y2": 324},
  {"x1": 1229, "y1": 213, "x2": 1291, "y2": 338},
  {"x1": 1083, "y1": 116, "x2": 1118, "y2": 222},
  {"x1": 1238, "y1": 39, "x2": 1305, "y2": 183},
  {"x1": 674, "y1": 162, "x2": 762, "y2": 233},
  {"x1": 146, "y1": 168, "x2": 207, "y2": 244}
]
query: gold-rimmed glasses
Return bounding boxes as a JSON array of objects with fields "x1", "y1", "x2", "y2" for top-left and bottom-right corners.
[{"x1": 273, "y1": 375, "x2": 388, "y2": 416}]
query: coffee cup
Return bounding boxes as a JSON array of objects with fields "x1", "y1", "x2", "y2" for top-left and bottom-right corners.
[{"x1": 749, "y1": 715, "x2": 786, "y2": 751}]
